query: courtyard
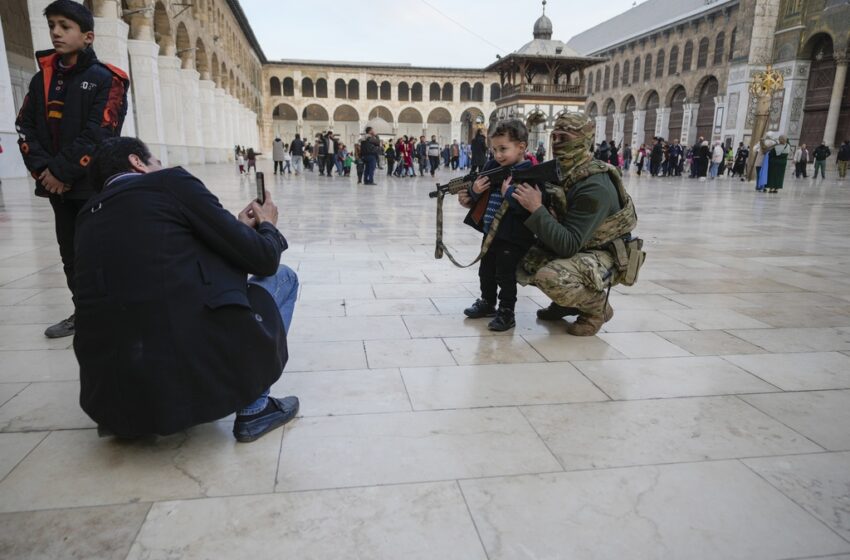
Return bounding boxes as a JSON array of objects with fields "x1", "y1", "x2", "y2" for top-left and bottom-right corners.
[{"x1": 0, "y1": 162, "x2": 849, "y2": 559}]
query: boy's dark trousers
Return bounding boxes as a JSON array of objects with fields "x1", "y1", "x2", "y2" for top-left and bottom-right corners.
[
  {"x1": 478, "y1": 238, "x2": 524, "y2": 311},
  {"x1": 50, "y1": 196, "x2": 88, "y2": 297}
]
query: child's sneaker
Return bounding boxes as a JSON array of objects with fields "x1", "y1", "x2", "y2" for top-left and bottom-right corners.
[
  {"x1": 488, "y1": 308, "x2": 515, "y2": 331},
  {"x1": 464, "y1": 298, "x2": 496, "y2": 318}
]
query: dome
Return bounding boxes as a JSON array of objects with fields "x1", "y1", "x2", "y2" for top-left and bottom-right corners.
[{"x1": 533, "y1": 14, "x2": 553, "y2": 40}]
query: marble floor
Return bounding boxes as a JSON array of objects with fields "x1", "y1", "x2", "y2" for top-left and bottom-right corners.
[{"x1": 1, "y1": 161, "x2": 850, "y2": 560}]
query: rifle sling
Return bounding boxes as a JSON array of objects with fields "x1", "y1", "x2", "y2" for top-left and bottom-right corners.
[{"x1": 435, "y1": 190, "x2": 509, "y2": 269}]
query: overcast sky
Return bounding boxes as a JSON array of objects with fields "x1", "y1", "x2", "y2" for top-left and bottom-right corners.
[{"x1": 240, "y1": 0, "x2": 642, "y2": 67}]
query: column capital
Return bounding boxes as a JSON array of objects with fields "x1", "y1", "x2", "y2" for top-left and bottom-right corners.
[{"x1": 834, "y1": 53, "x2": 849, "y2": 66}]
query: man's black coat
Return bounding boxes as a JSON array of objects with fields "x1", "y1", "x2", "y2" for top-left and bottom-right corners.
[{"x1": 73, "y1": 167, "x2": 288, "y2": 437}]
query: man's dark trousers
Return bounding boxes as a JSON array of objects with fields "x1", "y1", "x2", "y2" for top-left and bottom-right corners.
[{"x1": 363, "y1": 155, "x2": 377, "y2": 183}]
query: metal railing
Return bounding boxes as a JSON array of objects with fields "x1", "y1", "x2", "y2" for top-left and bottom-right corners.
[{"x1": 501, "y1": 83, "x2": 583, "y2": 96}]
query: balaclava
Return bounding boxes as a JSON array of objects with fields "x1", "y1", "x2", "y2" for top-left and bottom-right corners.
[{"x1": 550, "y1": 112, "x2": 595, "y2": 178}]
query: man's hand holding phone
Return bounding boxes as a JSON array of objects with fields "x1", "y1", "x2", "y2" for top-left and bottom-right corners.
[{"x1": 238, "y1": 189, "x2": 277, "y2": 228}]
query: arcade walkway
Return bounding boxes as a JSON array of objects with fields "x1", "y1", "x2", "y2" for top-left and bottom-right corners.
[{"x1": 1, "y1": 161, "x2": 849, "y2": 559}]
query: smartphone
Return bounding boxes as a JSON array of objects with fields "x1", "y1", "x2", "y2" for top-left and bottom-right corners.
[{"x1": 255, "y1": 171, "x2": 265, "y2": 204}]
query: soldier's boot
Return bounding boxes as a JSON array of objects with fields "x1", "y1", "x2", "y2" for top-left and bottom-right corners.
[
  {"x1": 536, "y1": 302, "x2": 580, "y2": 321},
  {"x1": 566, "y1": 298, "x2": 614, "y2": 337}
]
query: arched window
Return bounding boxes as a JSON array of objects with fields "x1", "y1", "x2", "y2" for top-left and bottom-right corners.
[
  {"x1": 411, "y1": 82, "x2": 423, "y2": 101},
  {"x1": 697, "y1": 38, "x2": 709, "y2": 68},
  {"x1": 669, "y1": 46, "x2": 679, "y2": 75},
  {"x1": 622, "y1": 60, "x2": 630, "y2": 86},
  {"x1": 398, "y1": 82, "x2": 409, "y2": 101},
  {"x1": 586, "y1": 79, "x2": 593, "y2": 95},
  {"x1": 348, "y1": 79, "x2": 359, "y2": 100},
  {"x1": 490, "y1": 83, "x2": 501, "y2": 101},
  {"x1": 682, "y1": 41, "x2": 693, "y2": 72},
  {"x1": 315, "y1": 78, "x2": 328, "y2": 98},
  {"x1": 429, "y1": 82, "x2": 441, "y2": 101},
  {"x1": 472, "y1": 82, "x2": 484, "y2": 102},
  {"x1": 270, "y1": 77, "x2": 281, "y2": 96},
  {"x1": 460, "y1": 82, "x2": 471, "y2": 101},
  {"x1": 334, "y1": 78, "x2": 347, "y2": 99},
  {"x1": 595, "y1": 69, "x2": 601, "y2": 92},
  {"x1": 603, "y1": 66, "x2": 610, "y2": 90},
  {"x1": 380, "y1": 81, "x2": 391, "y2": 100},
  {"x1": 442, "y1": 83, "x2": 453, "y2": 101},
  {"x1": 656, "y1": 49, "x2": 665, "y2": 79},
  {"x1": 632, "y1": 57, "x2": 641, "y2": 83},
  {"x1": 367, "y1": 80, "x2": 378, "y2": 100},
  {"x1": 714, "y1": 32, "x2": 725, "y2": 65},
  {"x1": 282, "y1": 77, "x2": 294, "y2": 96},
  {"x1": 301, "y1": 77, "x2": 314, "y2": 97},
  {"x1": 612, "y1": 63, "x2": 620, "y2": 89},
  {"x1": 643, "y1": 54, "x2": 652, "y2": 81},
  {"x1": 729, "y1": 28, "x2": 736, "y2": 61}
]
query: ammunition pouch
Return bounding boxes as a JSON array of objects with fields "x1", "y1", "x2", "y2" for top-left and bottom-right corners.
[{"x1": 606, "y1": 235, "x2": 646, "y2": 287}]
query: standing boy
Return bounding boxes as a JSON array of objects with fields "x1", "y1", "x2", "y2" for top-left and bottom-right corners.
[{"x1": 16, "y1": 0, "x2": 129, "y2": 338}]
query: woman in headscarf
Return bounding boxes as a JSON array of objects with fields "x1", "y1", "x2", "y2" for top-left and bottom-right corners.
[{"x1": 765, "y1": 135, "x2": 791, "y2": 193}]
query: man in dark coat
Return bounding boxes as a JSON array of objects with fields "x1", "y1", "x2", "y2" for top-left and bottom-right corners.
[
  {"x1": 470, "y1": 129, "x2": 488, "y2": 173},
  {"x1": 74, "y1": 137, "x2": 299, "y2": 442},
  {"x1": 649, "y1": 138, "x2": 663, "y2": 176}
]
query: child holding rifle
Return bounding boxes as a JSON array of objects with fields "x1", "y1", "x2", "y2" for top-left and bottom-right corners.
[{"x1": 462, "y1": 120, "x2": 545, "y2": 331}]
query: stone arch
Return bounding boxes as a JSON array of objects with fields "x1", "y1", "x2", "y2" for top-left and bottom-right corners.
[
  {"x1": 380, "y1": 81, "x2": 391, "y2": 100},
  {"x1": 270, "y1": 76, "x2": 281, "y2": 96},
  {"x1": 272, "y1": 102, "x2": 298, "y2": 120},
  {"x1": 175, "y1": 22, "x2": 193, "y2": 69},
  {"x1": 603, "y1": 98, "x2": 616, "y2": 141},
  {"x1": 153, "y1": 1, "x2": 173, "y2": 55},
  {"x1": 302, "y1": 77, "x2": 314, "y2": 97},
  {"x1": 369, "y1": 106, "x2": 394, "y2": 122},
  {"x1": 695, "y1": 76, "x2": 719, "y2": 141},
  {"x1": 472, "y1": 82, "x2": 484, "y2": 102},
  {"x1": 622, "y1": 95, "x2": 636, "y2": 145},
  {"x1": 283, "y1": 77, "x2": 294, "y2": 96},
  {"x1": 367, "y1": 80, "x2": 378, "y2": 100},
  {"x1": 348, "y1": 79, "x2": 359, "y2": 100},
  {"x1": 587, "y1": 102, "x2": 598, "y2": 119},
  {"x1": 334, "y1": 78, "x2": 347, "y2": 99},
  {"x1": 490, "y1": 83, "x2": 501, "y2": 101},
  {"x1": 333, "y1": 104, "x2": 359, "y2": 121},
  {"x1": 316, "y1": 78, "x2": 328, "y2": 98},
  {"x1": 398, "y1": 107, "x2": 423, "y2": 123},
  {"x1": 667, "y1": 85, "x2": 687, "y2": 142},
  {"x1": 442, "y1": 83, "x2": 453, "y2": 101},
  {"x1": 411, "y1": 82, "x2": 423, "y2": 102},
  {"x1": 460, "y1": 107, "x2": 485, "y2": 142},
  {"x1": 398, "y1": 106, "x2": 424, "y2": 138},
  {"x1": 302, "y1": 104, "x2": 329, "y2": 121},
  {"x1": 682, "y1": 40, "x2": 694, "y2": 72},
  {"x1": 211, "y1": 52, "x2": 220, "y2": 86},
  {"x1": 427, "y1": 107, "x2": 452, "y2": 124},
  {"x1": 668, "y1": 45, "x2": 679, "y2": 76},
  {"x1": 655, "y1": 48, "x2": 665, "y2": 79},
  {"x1": 195, "y1": 38, "x2": 209, "y2": 80},
  {"x1": 398, "y1": 81, "x2": 410, "y2": 102},
  {"x1": 430, "y1": 82, "x2": 441, "y2": 101},
  {"x1": 643, "y1": 90, "x2": 660, "y2": 144},
  {"x1": 799, "y1": 31, "x2": 836, "y2": 60}
]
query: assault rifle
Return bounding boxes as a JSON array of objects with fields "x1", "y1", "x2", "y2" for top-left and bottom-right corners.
[
  {"x1": 428, "y1": 158, "x2": 562, "y2": 198},
  {"x1": 431, "y1": 159, "x2": 563, "y2": 267}
]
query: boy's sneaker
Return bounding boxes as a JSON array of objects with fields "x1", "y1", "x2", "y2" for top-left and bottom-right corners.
[
  {"x1": 464, "y1": 298, "x2": 496, "y2": 318},
  {"x1": 488, "y1": 308, "x2": 515, "y2": 331}
]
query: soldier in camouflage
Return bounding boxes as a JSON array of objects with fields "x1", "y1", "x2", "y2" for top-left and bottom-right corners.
[{"x1": 461, "y1": 112, "x2": 644, "y2": 336}]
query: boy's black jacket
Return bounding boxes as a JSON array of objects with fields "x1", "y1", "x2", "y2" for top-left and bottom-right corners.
[{"x1": 16, "y1": 47, "x2": 129, "y2": 199}]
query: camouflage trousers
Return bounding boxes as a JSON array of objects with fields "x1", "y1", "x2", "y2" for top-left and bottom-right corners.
[{"x1": 523, "y1": 249, "x2": 615, "y2": 313}]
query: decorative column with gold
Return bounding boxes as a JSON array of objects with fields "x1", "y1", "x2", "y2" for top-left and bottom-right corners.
[{"x1": 746, "y1": 65, "x2": 784, "y2": 181}]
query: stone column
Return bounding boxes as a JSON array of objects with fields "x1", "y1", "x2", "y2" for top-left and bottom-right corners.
[
  {"x1": 213, "y1": 88, "x2": 228, "y2": 161},
  {"x1": 656, "y1": 107, "x2": 671, "y2": 141},
  {"x1": 92, "y1": 4, "x2": 136, "y2": 138},
  {"x1": 27, "y1": 0, "x2": 56, "y2": 52},
  {"x1": 157, "y1": 55, "x2": 187, "y2": 165},
  {"x1": 198, "y1": 80, "x2": 218, "y2": 163},
  {"x1": 612, "y1": 113, "x2": 625, "y2": 147},
  {"x1": 594, "y1": 116, "x2": 606, "y2": 144},
  {"x1": 180, "y1": 67, "x2": 203, "y2": 163},
  {"x1": 680, "y1": 103, "x2": 699, "y2": 147},
  {"x1": 127, "y1": 39, "x2": 166, "y2": 163},
  {"x1": 224, "y1": 96, "x2": 236, "y2": 158},
  {"x1": 0, "y1": 18, "x2": 28, "y2": 178},
  {"x1": 823, "y1": 54, "x2": 848, "y2": 148},
  {"x1": 631, "y1": 110, "x2": 646, "y2": 148}
]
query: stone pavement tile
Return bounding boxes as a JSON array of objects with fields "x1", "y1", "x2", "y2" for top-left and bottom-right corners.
[
  {"x1": 372, "y1": 282, "x2": 476, "y2": 299},
  {"x1": 0, "y1": 424, "x2": 282, "y2": 512},
  {"x1": 610, "y1": 280, "x2": 679, "y2": 295},
  {"x1": 291, "y1": 298, "x2": 346, "y2": 318},
  {"x1": 284, "y1": 341, "x2": 368, "y2": 372},
  {"x1": 0, "y1": 288, "x2": 41, "y2": 305},
  {"x1": 596, "y1": 332, "x2": 692, "y2": 358},
  {"x1": 522, "y1": 334, "x2": 627, "y2": 361},
  {"x1": 726, "y1": 327, "x2": 850, "y2": 353},
  {"x1": 572, "y1": 356, "x2": 778, "y2": 400},
  {"x1": 298, "y1": 283, "x2": 375, "y2": 300},
  {"x1": 0, "y1": 381, "x2": 95, "y2": 432},
  {"x1": 657, "y1": 329, "x2": 763, "y2": 355},
  {"x1": 605, "y1": 293, "x2": 687, "y2": 310},
  {"x1": 743, "y1": 452, "x2": 850, "y2": 541},
  {"x1": 401, "y1": 362, "x2": 608, "y2": 410},
  {"x1": 655, "y1": 278, "x2": 803, "y2": 294},
  {"x1": 741, "y1": 390, "x2": 850, "y2": 451},
  {"x1": 127, "y1": 482, "x2": 487, "y2": 560},
  {"x1": 0, "y1": 432, "x2": 46, "y2": 480},
  {"x1": 660, "y1": 308, "x2": 773, "y2": 330},
  {"x1": 520, "y1": 396, "x2": 822, "y2": 471},
  {"x1": 460, "y1": 461, "x2": 850, "y2": 560},
  {"x1": 0, "y1": 325, "x2": 72, "y2": 351},
  {"x1": 734, "y1": 292, "x2": 849, "y2": 308},
  {"x1": 2, "y1": 272, "x2": 68, "y2": 290},
  {"x1": 0, "y1": 503, "x2": 151, "y2": 560},
  {"x1": 601, "y1": 309, "x2": 695, "y2": 332},
  {"x1": 272, "y1": 369, "x2": 411, "y2": 417},
  {"x1": 442, "y1": 335, "x2": 547, "y2": 365},
  {"x1": 0, "y1": 267, "x2": 49, "y2": 286},
  {"x1": 0, "y1": 305, "x2": 75, "y2": 326},
  {"x1": 364, "y1": 338, "x2": 456, "y2": 368},
  {"x1": 734, "y1": 305, "x2": 850, "y2": 328},
  {"x1": 723, "y1": 352, "x2": 850, "y2": 391},
  {"x1": 403, "y1": 314, "x2": 512, "y2": 338},
  {"x1": 344, "y1": 298, "x2": 439, "y2": 316},
  {"x1": 345, "y1": 269, "x2": 428, "y2": 283},
  {"x1": 430, "y1": 296, "x2": 541, "y2": 315},
  {"x1": 16, "y1": 288, "x2": 74, "y2": 306},
  {"x1": 288, "y1": 315, "x2": 410, "y2": 342},
  {"x1": 276, "y1": 408, "x2": 561, "y2": 492},
  {"x1": 0, "y1": 383, "x2": 27, "y2": 408},
  {"x1": 664, "y1": 293, "x2": 755, "y2": 308}
]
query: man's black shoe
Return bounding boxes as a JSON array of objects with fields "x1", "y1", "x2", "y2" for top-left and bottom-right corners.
[
  {"x1": 464, "y1": 298, "x2": 496, "y2": 318},
  {"x1": 488, "y1": 308, "x2": 515, "y2": 331},
  {"x1": 536, "y1": 303, "x2": 580, "y2": 321},
  {"x1": 45, "y1": 314, "x2": 75, "y2": 338},
  {"x1": 233, "y1": 396, "x2": 299, "y2": 443}
]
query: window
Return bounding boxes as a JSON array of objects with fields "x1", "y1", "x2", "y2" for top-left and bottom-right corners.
[
  {"x1": 633, "y1": 57, "x2": 641, "y2": 83},
  {"x1": 729, "y1": 28, "x2": 736, "y2": 61},
  {"x1": 643, "y1": 54, "x2": 652, "y2": 81},
  {"x1": 442, "y1": 83, "x2": 453, "y2": 101},
  {"x1": 656, "y1": 49, "x2": 665, "y2": 79},
  {"x1": 429, "y1": 82, "x2": 441, "y2": 101},
  {"x1": 269, "y1": 77, "x2": 281, "y2": 96},
  {"x1": 603, "y1": 66, "x2": 610, "y2": 90},
  {"x1": 612, "y1": 63, "x2": 620, "y2": 89},
  {"x1": 367, "y1": 80, "x2": 378, "y2": 100},
  {"x1": 412, "y1": 82, "x2": 423, "y2": 102},
  {"x1": 669, "y1": 46, "x2": 679, "y2": 75},
  {"x1": 697, "y1": 38, "x2": 709, "y2": 68},
  {"x1": 682, "y1": 41, "x2": 693, "y2": 72},
  {"x1": 398, "y1": 82, "x2": 409, "y2": 101},
  {"x1": 334, "y1": 78, "x2": 346, "y2": 99},
  {"x1": 301, "y1": 77, "x2": 314, "y2": 97},
  {"x1": 595, "y1": 69, "x2": 601, "y2": 92},
  {"x1": 622, "y1": 60, "x2": 630, "y2": 86},
  {"x1": 282, "y1": 77, "x2": 294, "y2": 96},
  {"x1": 315, "y1": 78, "x2": 327, "y2": 98},
  {"x1": 380, "y1": 81, "x2": 391, "y2": 100},
  {"x1": 714, "y1": 32, "x2": 725, "y2": 65}
]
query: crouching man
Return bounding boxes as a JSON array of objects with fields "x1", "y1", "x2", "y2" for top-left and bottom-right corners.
[{"x1": 75, "y1": 137, "x2": 299, "y2": 442}]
